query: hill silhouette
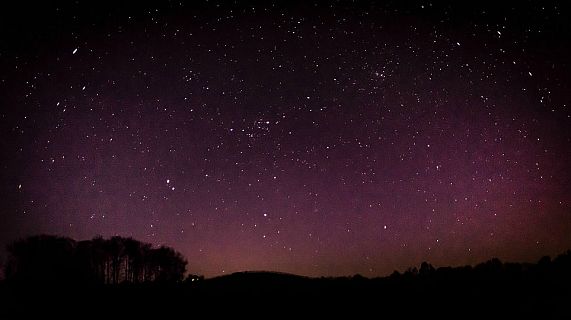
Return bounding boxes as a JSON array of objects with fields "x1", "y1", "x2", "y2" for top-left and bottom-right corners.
[{"x1": 1, "y1": 235, "x2": 570, "y2": 317}]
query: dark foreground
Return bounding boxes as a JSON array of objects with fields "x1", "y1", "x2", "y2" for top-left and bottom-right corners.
[
  {"x1": 2, "y1": 240, "x2": 570, "y2": 317},
  {"x1": 1, "y1": 265, "x2": 570, "y2": 318}
]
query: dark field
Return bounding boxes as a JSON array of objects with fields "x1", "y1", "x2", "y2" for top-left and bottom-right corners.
[{"x1": 2, "y1": 250, "x2": 570, "y2": 318}]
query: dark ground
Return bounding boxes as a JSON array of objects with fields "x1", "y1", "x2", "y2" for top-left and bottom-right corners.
[{"x1": 1, "y1": 264, "x2": 570, "y2": 318}]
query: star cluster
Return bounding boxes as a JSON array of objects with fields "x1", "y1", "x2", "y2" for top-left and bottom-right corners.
[{"x1": 1, "y1": 1, "x2": 570, "y2": 277}]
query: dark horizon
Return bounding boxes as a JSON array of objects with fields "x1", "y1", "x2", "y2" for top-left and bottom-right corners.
[
  {"x1": 2, "y1": 233, "x2": 569, "y2": 280},
  {"x1": 1, "y1": 0, "x2": 571, "y2": 278},
  {"x1": 2, "y1": 233, "x2": 570, "y2": 282},
  {"x1": 3, "y1": 234, "x2": 570, "y2": 317}
]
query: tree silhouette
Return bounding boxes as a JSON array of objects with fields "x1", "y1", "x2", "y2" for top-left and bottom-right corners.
[
  {"x1": 419, "y1": 262, "x2": 435, "y2": 277},
  {"x1": 5, "y1": 235, "x2": 77, "y2": 285},
  {"x1": 4, "y1": 235, "x2": 187, "y2": 286},
  {"x1": 123, "y1": 237, "x2": 143, "y2": 283}
]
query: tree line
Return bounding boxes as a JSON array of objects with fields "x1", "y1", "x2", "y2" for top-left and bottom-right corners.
[{"x1": 4, "y1": 235, "x2": 187, "y2": 285}]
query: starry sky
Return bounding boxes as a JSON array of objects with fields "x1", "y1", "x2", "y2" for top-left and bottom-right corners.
[{"x1": 1, "y1": 0, "x2": 571, "y2": 278}]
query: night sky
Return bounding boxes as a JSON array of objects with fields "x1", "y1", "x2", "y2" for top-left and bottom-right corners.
[{"x1": 1, "y1": 1, "x2": 571, "y2": 278}]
